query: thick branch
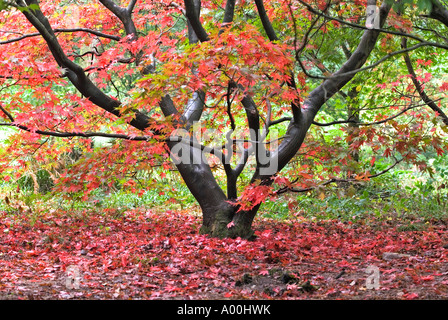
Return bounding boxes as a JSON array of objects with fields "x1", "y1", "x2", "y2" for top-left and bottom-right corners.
[
  {"x1": 262, "y1": 2, "x2": 392, "y2": 182},
  {"x1": 254, "y1": 0, "x2": 279, "y2": 41},
  {"x1": 181, "y1": 0, "x2": 205, "y2": 124},
  {"x1": 16, "y1": 0, "x2": 152, "y2": 131},
  {"x1": 429, "y1": 0, "x2": 448, "y2": 27},
  {"x1": 223, "y1": 0, "x2": 236, "y2": 25},
  {"x1": 183, "y1": 0, "x2": 209, "y2": 42},
  {"x1": 98, "y1": 0, "x2": 137, "y2": 37},
  {"x1": 127, "y1": 0, "x2": 138, "y2": 13}
]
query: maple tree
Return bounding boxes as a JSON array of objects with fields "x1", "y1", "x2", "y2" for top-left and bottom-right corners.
[{"x1": 0, "y1": 0, "x2": 447, "y2": 239}]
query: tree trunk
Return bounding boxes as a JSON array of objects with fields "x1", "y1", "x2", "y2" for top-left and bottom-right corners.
[
  {"x1": 166, "y1": 136, "x2": 259, "y2": 239},
  {"x1": 199, "y1": 202, "x2": 259, "y2": 240}
]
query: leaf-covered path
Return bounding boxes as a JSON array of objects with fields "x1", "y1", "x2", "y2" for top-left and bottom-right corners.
[{"x1": 1, "y1": 209, "x2": 448, "y2": 300}]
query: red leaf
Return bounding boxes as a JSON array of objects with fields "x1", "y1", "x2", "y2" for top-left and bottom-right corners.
[
  {"x1": 121, "y1": 255, "x2": 128, "y2": 267},
  {"x1": 403, "y1": 292, "x2": 419, "y2": 300},
  {"x1": 420, "y1": 275, "x2": 434, "y2": 281}
]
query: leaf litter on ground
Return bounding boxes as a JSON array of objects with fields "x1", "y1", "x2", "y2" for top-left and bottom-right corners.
[{"x1": 1, "y1": 208, "x2": 448, "y2": 300}]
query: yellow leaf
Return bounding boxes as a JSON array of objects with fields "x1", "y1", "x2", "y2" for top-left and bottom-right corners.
[{"x1": 346, "y1": 186, "x2": 356, "y2": 197}]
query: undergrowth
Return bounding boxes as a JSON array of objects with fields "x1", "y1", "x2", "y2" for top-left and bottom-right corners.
[{"x1": 1, "y1": 160, "x2": 447, "y2": 229}]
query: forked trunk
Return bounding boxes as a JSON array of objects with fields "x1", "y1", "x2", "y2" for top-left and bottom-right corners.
[
  {"x1": 200, "y1": 201, "x2": 260, "y2": 240},
  {"x1": 168, "y1": 139, "x2": 259, "y2": 239}
]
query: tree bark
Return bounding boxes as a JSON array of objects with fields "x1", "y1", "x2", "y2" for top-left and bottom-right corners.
[{"x1": 430, "y1": 0, "x2": 448, "y2": 27}]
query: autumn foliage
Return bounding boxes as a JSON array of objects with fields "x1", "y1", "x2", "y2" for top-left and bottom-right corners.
[{"x1": 1, "y1": 209, "x2": 448, "y2": 299}]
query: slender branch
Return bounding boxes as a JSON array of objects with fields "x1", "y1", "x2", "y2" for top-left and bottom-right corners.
[
  {"x1": 0, "y1": 119, "x2": 238, "y2": 164},
  {"x1": 295, "y1": 1, "x2": 328, "y2": 56},
  {"x1": 0, "y1": 73, "x2": 65, "y2": 80},
  {"x1": 413, "y1": 25, "x2": 448, "y2": 43},
  {"x1": 68, "y1": 50, "x2": 101, "y2": 59},
  {"x1": 83, "y1": 57, "x2": 134, "y2": 73},
  {"x1": 270, "y1": 102, "x2": 428, "y2": 128},
  {"x1": 297, "y1": 0, "x2": 444, "y2": 45},
  {"x1": 0, "y1": 115, "x2": 231, "y2": 155},
  {"x1": 275, "y1": 158, "x2": 403, "y2": 195},
  {"x1": 55, "y1": 28, "x2": 120, "y2": 41},
  {"x1": 269, "y1": 116, "x2": 293, "y2": 126},
  {"x1": 0, "y1": 28, "x2": 120, "y2": 45},
  {"x1": 368, "y1": 157, "x2": 403, "y2": 178},
  {"x1": 0, "y1": 121, "x2": 151, "y2": 140},
  {"x1": 401, "y1": 38, "x2": 448, "y2": 126},
  {"x1": 301, "y1": 41, "x2": 448, "y2": 81},
  {"x1": 312, "y1": 104, "x2": 428, "y2": 126},
  {"x1": 0, "y1": 104, "x2": 14, "y2": 122},
  {"x1": 330, "y1": 42, "x2": 448, "y2": 80}
]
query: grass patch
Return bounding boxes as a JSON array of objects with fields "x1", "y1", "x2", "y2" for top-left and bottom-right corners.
[
  {"x1": 1, "y1": 157, "x2": 447, "y2": 227},
  {"x1": 261, "y1": 170, "x2": 447, "y2": 224}
]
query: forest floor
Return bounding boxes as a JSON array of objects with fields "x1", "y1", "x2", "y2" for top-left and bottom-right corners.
[{"x1": 1, "y1": 208, "x2": 448, "y2": 300}]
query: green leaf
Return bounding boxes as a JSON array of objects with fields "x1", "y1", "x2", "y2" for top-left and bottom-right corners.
[
  {"x1": 0, "y1": 0, "x2": 10, "y2": 11},
  {"x1": 416, "y1": 0, "x2": 433, "y2": 12}
]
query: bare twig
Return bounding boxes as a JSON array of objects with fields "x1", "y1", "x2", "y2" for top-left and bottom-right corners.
[
  {"x1": 0, "y1": 28, "x2": 120, "y2": 44},
  {"x1": 401, "y1": 38, "x2": 448, "y2": 126},
  {"x1": 275, "y1": 158, "x2": 403, "y2": 195}
]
